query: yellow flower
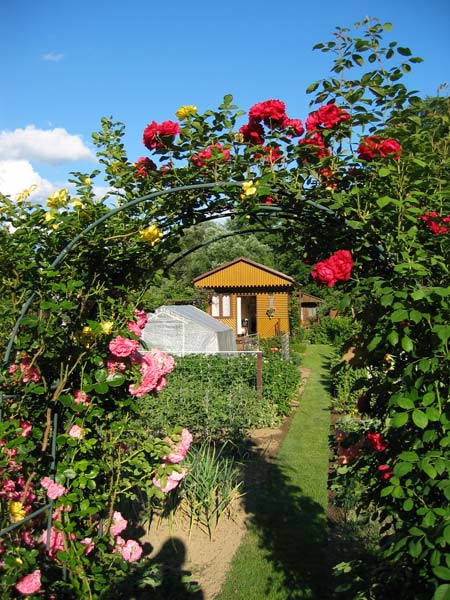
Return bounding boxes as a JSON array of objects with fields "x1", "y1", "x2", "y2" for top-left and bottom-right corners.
[
  {"x1": 84, "y1": 177, "x2": 91, "y2": 186},
  {"x1": 46, "y1": 188, "x2": 69, "y2": 208},
  {"x1": 139, "y1": 224, "x2": 163, "y2": 246},
  {"x1": 240, "y1": 180, "x2": 258, "y2": 199},
  {"x1": 44, "y1": 211, "x2": 55, "y2": 223},
  {"x1": 71, "y1": 198, "x2": 86, "y2": 210},
  {"x1": 16, "y1": 184, "x2": 37, "y2": 202},
  {"x1": 78, "y1": 325, "x2": 94, "y2": 348},
  {"x1": 9, "y1": 501, "x2": 26, "y2": 523},
  {"x1": 175, "y1": 105, "x2": 197, "y2": 120},
  {"x1": 101, "y1": 321, "x2": 114, "y2": 335}
]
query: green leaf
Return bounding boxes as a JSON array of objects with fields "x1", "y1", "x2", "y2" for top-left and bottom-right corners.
[
  {"x1": 433, "y1": 584, "x2": 450, "y2": 600},
  {"x1": 383, "y1": 22, "x2": 393, "y2": 31},
  {"x1": 401, "y1": 335, "x2": 414, "y2": 353},
  {"x1": 394, "y1": 462, "x2": 413, "y2": 477},
  {"x1": 391, "y1": 412, "x2": 409, "y2": 428},
  {"x1": 403, "y1": 498, "x2": 414, "y2": 511},
  {"x1": 306, "y1": 81, "x2": 320, "y2": 93},
  {"x1": 378, "y1": 168, "x2": 391, "y2": 178},
  {"x1": 433, "y1": 567, "x2": 450, "y2": 582},
  {"x1": 421, "y1": 459, "x2": 437, "y2": 479},
  {"x1": 367, "y1": 335, "x2": 382, "y2": 351},
  {"x1": 387, "y1": 330, "x2": 399, "y2": 346},
  {"x1": 412, "y1": 409, "x2": 428, "y2": 429},
  {"x1": 391, "y1": 309, "x2": 409, "y2": 322},
  {"x1": 397, "y1": 46, "x2": 412, "y2": 56},
  {"x1": 377, "y1": 195, "x2": 396, "y2": 207},
  {"x1": 94, "y1": 381, "x2": 109, "y2": 394},
  {"x1": 399, "y1": 451, "x2": 419, "y2": 462},
  {"x1": 409, "y1": 310, "x2": 423, "y2": 324},
  {"x1": 444, "y1": 525, "x2": 450, "y2": 544}
]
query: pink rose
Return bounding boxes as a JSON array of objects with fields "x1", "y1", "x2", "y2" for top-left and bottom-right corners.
[
  {"x1": 163, "y1": 428, "x2": 193, "y2": 464},
  {"x1": 74, "y1": 390, "x2": 90, "y2": 406},
  {"x1": 153, "y1": 467, "x2": 187, "y2": 493},
  {"x1": 19, "y1": 420, "x2": 32, "y2": 437},
  {"x1": 42, "y1": 526, "x2": 65, "y2": 558},
  {"x1": 81, "y1": 537, "x2": 95, "y2": 555},
  {"x1": 110, "y1": 511, "x2": 127, "y2": 537},
  {"x1": 127, "y1": 321, "x2": 142, "y2": 337},
  {"x1": 311, "y1": 250, "x2": 353, "y2": 287},
  {"x1": 15, "y1": 570, "x2": 41, "y2": 595},
  {"x1": 68, "y1": 425, "x2": 84, "y2": 439},
  {"x1": 115, "y1": 536, "x2": 143, "y2": 562},
  {"x1": 40, "y1": 477, "x2": 68, "y2": 500},
  {"x1": 109, "y1": 336, "x2": 139, "y2": 358},
  {"x1": 134, "y1": 308, "x2": 148, "y2": 329}
]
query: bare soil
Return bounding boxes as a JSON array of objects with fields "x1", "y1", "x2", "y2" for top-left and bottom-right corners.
[{"x1": 141, "y1": 367, "x2": 312, "y2": 600}]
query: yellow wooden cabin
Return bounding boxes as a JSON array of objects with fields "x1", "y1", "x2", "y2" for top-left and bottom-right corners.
[{"x1": 192, "y1": 257, "x2": 296, "y2": 339}]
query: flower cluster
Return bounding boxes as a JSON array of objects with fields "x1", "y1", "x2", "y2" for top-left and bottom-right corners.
[
  {"x1": 311, "y1": 250, "x2": 353, "y2": 287},
  {"x1": 110, "y1": 510, "x2": 143, "y2": 561},
  {"x1": 153, "y1": 428, "x2": 192, "y2": 493},
  {"x1": 357, "y1": 136, "x2": 402, "y2": 160},
  {"x1": 143, "y1": 120, "x2": 180, "y2": 150},
  {"x1": 419, "y1": 211, "x2": 450, "y2": 235},
  {"x1": 239, "y1": 99, "x2": 304, "y2": 148},
  {"x1": 191, "y1": 142, "x2": 231, "y2": 168},
  {"x1": 366, "y1": 432, "x2": 388, "y2": 452},
  {"x1": 8, "y1": 354, "x2": 40, "y2": 384},
  {"x1": 127, "y1": 308, "x2": 149, "y2": 337},
  {"x1": 305, "y1": 103, "x2": 350, "y2": 131}
]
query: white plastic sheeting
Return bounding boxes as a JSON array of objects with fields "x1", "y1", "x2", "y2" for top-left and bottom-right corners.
[{"x1": 140, "y1": 305, "x2": 236, "y2": 355}]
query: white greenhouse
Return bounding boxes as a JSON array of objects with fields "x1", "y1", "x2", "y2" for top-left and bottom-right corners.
[{"x1": 140, "y1": 305, "x2": 236, "y2": 355}]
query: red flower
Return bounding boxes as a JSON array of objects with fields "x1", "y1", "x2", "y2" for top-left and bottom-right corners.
[
  {"x1": 357, "y1": 136, "x2": 401, "y2": 160},
  {"x1": 378, "y1": 464, "x2": 393, "y2": 480},
  {"x1": 306, "y1": 104, "x2": 350, "y2": 131},
  {"x1": 284, "y1": 118, "x2": 305, "y2": 137},
  {"x1": 298, "y1": 131, "x2": 331, "y2": 159},
  {"x1": 134, "y1": 157, "x2": 157, "y2": 178},
  {"x1": 311, "y1": 250, "x2": 353, "y2": 287},
  {"x1": 191, "y1": 143, "x2": 231, "y2": 168},
  {"x1": 264, "y1": 196, "x2": 274, "y2": 205},
  {"x1": 239, "y1": 122, "x2": 265, "y2": 145},
  {"x1": 143, "y1": 120, "x2": 180, "y2": 150},
  {"x1": 249, "y1": 99, "x2": 287, "y2": 127},
  {"x1": 367, "y1": 432, "x2": 388, "y2": 451},
  {"x1": 419, "y1": 211, "x2": 450, "y2": 235}
]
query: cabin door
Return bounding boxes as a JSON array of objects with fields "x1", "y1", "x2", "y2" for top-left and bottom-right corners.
[{"x1": 237, "y1": 296, "x2": 257, "y2": 335}]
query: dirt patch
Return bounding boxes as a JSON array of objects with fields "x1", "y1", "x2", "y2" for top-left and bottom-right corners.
[{"x1": 141, "y1": 367, "x2": 311, "y2": 600}]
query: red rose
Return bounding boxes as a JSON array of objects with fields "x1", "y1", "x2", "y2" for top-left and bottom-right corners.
[
  {"x1": 378, "y1": 464, "x2": 393, "y2": 480},
  {"x1": 134, "y1": 157, "x2": 157, "y2": 178},
  {"x1": 367, "y1": 432, "x2": 388, "y2": 452},
  {"x1": 191, "y1": 143, "x2": 230, "y2": 168},
  {"x1": 311, "y1": 250, "x2": 353, "y2": 287},
  {"x1": 298, "y1": 131, "x2": 331, "y2": 159},
  {"x1": 249, "y1": 99, "x2": 287, "y2": 127},
  {"x1": 379, "y1": 138, "x2": 402, "y2": 159},
  {"x1": 143, "y1": 120, "x2": 180, "y2": 150},
  {"x1": 306, "y1": 104, "x2": 350, "y2": 131},
  {"x1": 419, "y1": 212, "x2": 450, "y2": 235},
  {"x1": 311, "y1": 260, "x2": 338, "y2": 287},
  {"x1": 284, "y1": 118, "x2": 305, "y2": 137},
  {"x1": 239, "y1": 122, "x2": 265, "y2": 145},
  {"x1": 327, "y1": 250, "x2": 353, "y2": 281}
]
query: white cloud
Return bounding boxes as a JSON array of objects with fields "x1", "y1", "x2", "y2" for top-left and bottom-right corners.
[
  {"x1": 0, "y1": 126, "x2": 96, "y2": 165},
  {"x1": 0, "y1": 160, "x2": 55, "y2": 201},
  {"x1": 42, "y1": 52, "x2": 64, "y2": 62}
]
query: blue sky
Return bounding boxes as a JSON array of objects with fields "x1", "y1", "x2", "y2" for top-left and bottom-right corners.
[{"x1": 1, "y1": 0, "x2": 449, "y2": 200}]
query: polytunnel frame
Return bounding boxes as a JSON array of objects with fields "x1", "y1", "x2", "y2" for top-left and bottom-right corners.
[{"x1": 0, "y1": 179, "x2": 343, "y2": 570}]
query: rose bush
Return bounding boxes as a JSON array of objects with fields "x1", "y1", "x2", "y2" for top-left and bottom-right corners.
[{"x1": 0, "y1": 15, "x2": 449, "y2": 599}]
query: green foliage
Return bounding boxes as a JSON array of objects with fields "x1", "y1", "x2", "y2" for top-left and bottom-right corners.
[{"x1": 306, "y1": 316, "x2": 358, "y2": 347}]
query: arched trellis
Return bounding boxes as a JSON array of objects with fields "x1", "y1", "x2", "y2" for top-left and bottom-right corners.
[
  {"x1": 2, "y1": 180, "x2": 349, "y2": 367},
  {"x1": 0, "y1": 178, "x2": 363, "y2": 562}
]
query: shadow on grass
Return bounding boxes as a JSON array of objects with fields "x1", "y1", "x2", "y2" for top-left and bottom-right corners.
[{"x1": 238, "y1": 438, "x2": 331, "y2": 599}]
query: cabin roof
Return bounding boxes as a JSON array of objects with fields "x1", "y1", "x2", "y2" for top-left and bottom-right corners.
[{"x1": 193, "y1": 257, "x2": 296, "y2": 289}]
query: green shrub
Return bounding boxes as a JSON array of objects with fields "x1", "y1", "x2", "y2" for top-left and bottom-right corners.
[{"x1": 305, "y1": 316, "x2": 359, "y2": 347}]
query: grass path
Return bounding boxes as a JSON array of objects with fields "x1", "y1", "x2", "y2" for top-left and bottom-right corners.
[{"x1": 217, "y1": 344, "x2": 334, "y2": 600}]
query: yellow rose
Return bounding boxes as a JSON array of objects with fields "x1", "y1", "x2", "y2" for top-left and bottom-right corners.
[
  {"x1": 9, "y1": 501, "x2": 26, "y2": 523},
  {"x1": 46, "y1": 188, "x2": 69, "y2": 208},
  {"x1": 71, "y1": 198, "x2": 86, "y2": 210},
  {"x1": 101, "y1": 321, "x2": 114, "y2": 335},
  {"x1": 139, "y1": 224, "x2": 163, "y2": 246},
  {"x1": 44, "y1": 211, "x2": 55, "y2": 223},
  {"x1": 175, "y1": 105, "x2": 197, "y2": 120},
  {"x1": 16, "y1": 184, "x2": 37, "y2": 202},
  {"x1": 240, "y1": 180, "x2": 258, "y2": 199},
  {"x1": 84, "y1": 177, "x2": 91, "y2": 185}
]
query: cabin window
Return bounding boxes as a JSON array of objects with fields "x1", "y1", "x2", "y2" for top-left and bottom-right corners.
[{"x1": 211, "y1": 294, "x2": 231, "y2": 317}]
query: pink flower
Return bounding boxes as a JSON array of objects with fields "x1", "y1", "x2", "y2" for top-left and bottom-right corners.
[
  {"x1": 134, "y1": 308, "x2": 148, "y2": 329},
  {"x1": 115, "y1": 536, "x2": 143, "y2": 562},
  {"x1": 367, "y1": 433, "x2": 388, "y2": 451},
  {"x1": 110, "y1": 511, "x2": 127, "y2": 537},
  {"x1": 191, "y1": 143, "x2": 231, "y2": 168},
  {"x1": 9, "y1": 355, "x2": 40, "y2": 384},
  {"x1": 134, "y1": 157, "x2": 157, "y2": 178},
  {"x1": 109, "y1": 336, "x2": 139, "y2": 358},
  {"x1": 15, "y1": 570, "x2": 41, "y2": 595},
  {"x1": 129, "y1": 349, "x2": 175, "y2": 397},
  {"x1": 19, "y1": 420, "x2": 32, "y2": 437},
  {"x1": 106, "y1": 358, "x2": 127, "y2": 375},
  {"x1": 164, "y1": 428, "x2": 193, "y2": 464},
  {"x1": 127, "y1": 321, "x2": 142, "y2": 337},
  {"x1": 311, "y1": 250, "x2": 353, "y2": 287},
  {"x1": 81, "y1": 537, "x2": 95, "y2": 555},
  {"x1": 153, "y1": 467, "x2": 187, "y2": 493},
  {"x1": 68, "y1": 425, "x2": 84, "y2": 439},
  {"x1": 143, "y1": 120, "x2": 180, "y2": 150},
  {"x1": 74, "y1": 390, "x2": 90, "y2": 406},
  {"x1": 42, "y1": 526, "x2": 65, "y2": 558},
  {"x1": 40, "y1": 477, "x2": 68, "y2": 500}
]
